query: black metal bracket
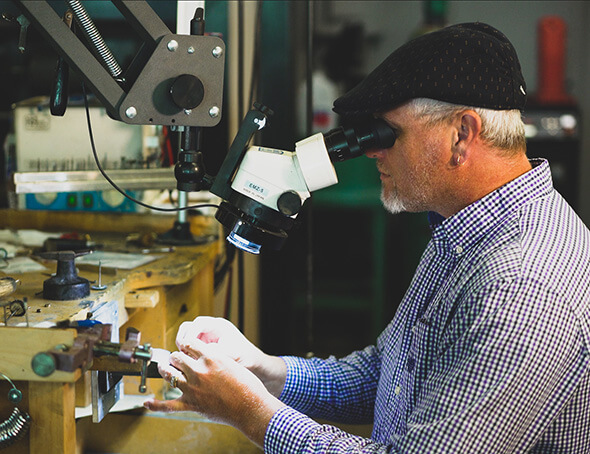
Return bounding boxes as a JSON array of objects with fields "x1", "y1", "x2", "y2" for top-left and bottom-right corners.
[{"x1": 11, "y1": 0, "x2": 225, "y2": 127}]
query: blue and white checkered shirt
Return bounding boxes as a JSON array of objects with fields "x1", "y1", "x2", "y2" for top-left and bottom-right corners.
[{"x1": 265, "y1": 159, "x2": 590, "y2": 453}]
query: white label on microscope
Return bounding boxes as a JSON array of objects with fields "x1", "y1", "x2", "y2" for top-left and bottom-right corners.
[{"x1": 243, "y1": 180, "x2": 269, "y2": 201}]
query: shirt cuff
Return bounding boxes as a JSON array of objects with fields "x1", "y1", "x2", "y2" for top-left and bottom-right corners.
[
  {"x1": 279, "y1": 355, "x2": 321, "y2": 413},
  {"x1": 264, "y1": 405, "x2": 320, "y2": 454}
]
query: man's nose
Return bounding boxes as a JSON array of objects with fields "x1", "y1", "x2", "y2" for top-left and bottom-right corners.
[{"x1": 365, "y1": 148, "x2": 386, "y2": 159}]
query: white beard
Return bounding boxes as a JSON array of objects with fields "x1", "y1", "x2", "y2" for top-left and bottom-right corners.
[{"x1": 380, "y1": 187, "x2": 407, "y2": 214}]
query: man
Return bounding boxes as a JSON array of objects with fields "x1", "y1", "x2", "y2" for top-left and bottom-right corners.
[{"x1": 145, "y1": 23, "x2": 590, "y2": 453}]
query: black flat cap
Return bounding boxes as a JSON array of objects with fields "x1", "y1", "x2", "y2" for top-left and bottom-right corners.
[{"x1": 333, "y1": 22, "x2": 527, "y2": 117}]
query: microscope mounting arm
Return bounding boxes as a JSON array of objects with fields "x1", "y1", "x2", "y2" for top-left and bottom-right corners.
[{"x1": 11, "y1": 0, "x2": 225, "y2": 128}]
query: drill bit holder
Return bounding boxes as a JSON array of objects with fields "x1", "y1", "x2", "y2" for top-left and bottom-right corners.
[{"x1": 39, "y1": 250, "x2": 91, "y2": 300}]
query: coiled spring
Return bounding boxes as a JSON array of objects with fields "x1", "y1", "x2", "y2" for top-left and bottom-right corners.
[
  {"x1": 66, "y1": 0, "x2": 123, "y2": 80},
  {"x1": 0, "y1": 372, "x2": 31, "y2": 449},
  {"x1": 0, "y1": 407, "x2": 31, "y2": 449}
]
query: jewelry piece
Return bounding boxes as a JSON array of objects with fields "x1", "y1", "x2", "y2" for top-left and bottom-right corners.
[{"x1": 170, "y1": 375, "x2": 178, "y2": 389}]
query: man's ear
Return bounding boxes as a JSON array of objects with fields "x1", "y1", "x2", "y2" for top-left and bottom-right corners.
[
  {"x1": 456, "y1": 110, "x2": 481, "y2": 146},
  {"x1": 451, "y1": 110, "x2": 482, "y2": 166}
]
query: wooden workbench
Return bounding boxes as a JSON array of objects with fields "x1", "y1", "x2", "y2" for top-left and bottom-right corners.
[{"x1": 0, "y1": 209, "x2": 262, "y2": 454}]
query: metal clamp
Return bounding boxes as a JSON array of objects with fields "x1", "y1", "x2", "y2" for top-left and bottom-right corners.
[{"x1": 31, "y1": 324, "x2": 153, "y2": 393}]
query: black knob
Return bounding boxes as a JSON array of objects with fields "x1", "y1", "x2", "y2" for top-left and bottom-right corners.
[
  {"x1": 175, "y1": 151, "x2": 207, "y2": 192},
  {"x1": 277, "y1": 191, "x2": 302, "y2": 216},
  {"x1": 170, "y1": 74, "x2": 205, "y2": 110}
]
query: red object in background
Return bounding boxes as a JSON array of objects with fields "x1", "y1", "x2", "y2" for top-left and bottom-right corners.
[
  {"x1": 60, "y1": 232, "x2": 81, "y2": 240},
  {"x1": 535, "y1": 16, "x2": 575, "y2": 105}
]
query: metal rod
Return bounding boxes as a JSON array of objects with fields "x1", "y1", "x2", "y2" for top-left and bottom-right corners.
[
  {"x1": 304, "y1": 0, "x2": 315, "y2": 356},
  {"x1": 13, "y1": 168, "x2": 176, "y2": 194},
  {"x1": 237, "y1": 0, "x2": 245, "y2": 333},
  {"x1": 178, "y1": 191, "x2": 188, "y2": 223}
]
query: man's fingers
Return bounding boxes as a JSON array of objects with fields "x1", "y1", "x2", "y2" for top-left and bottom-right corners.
[
  {"x1": 157, "y1": 359, "x2": 189, "y2": 389},
  {"x1": 143, "y1": 398, "x2": 186, "y2": 413},
  {"x1": 177, "y1": 336, "x2": 212, "y2": 358},
  {"x1": 169, "y1": 350, "x2": 203, "y2": 379}
]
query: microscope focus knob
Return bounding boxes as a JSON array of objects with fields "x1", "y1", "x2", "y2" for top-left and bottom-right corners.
[
  {"x1": 170, "y1": 74, "x2": 205, "y2": 110},
  {"x1": 277, "y1": 191, "x2": 302, "y2": 216}
]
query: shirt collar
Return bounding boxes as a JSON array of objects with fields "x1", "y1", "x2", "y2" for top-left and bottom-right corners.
[{"x1": 428, "y1": 159, "x2": 553, "y2": 256}]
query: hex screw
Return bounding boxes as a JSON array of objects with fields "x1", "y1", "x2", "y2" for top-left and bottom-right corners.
[
  {"x1": 167, "y1": 40, "x2": 179, "y2": 52},
  {"x1": 209, "y1": 106, "x2": 220, "y2": 118},
  {"x1": 125, "y1": 107, "x2": 137, "y2": 119}
]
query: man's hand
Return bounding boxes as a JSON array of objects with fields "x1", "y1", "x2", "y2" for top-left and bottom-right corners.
[
  {"x1": 144, "y1": 338, "x2": 284, "y2": 447},
  {"x1": 176, "y1": 316, "x2": 260, "y2": 367},
  {"x1": 176, "y1": 316, "x2": 286, "y2": 397}
]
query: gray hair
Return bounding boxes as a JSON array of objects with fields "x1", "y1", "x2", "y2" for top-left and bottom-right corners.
[{"x1": 405, "y1": 98, "x2": 526, "y2": 153}]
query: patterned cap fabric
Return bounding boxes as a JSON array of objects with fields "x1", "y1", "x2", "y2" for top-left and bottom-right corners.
[{"x1": 333, "y1": 22, "x2": 527, "y2": 117}]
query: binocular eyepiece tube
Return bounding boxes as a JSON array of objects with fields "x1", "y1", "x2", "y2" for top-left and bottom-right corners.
[{"x1": 323, "y1": 119, "x2": 396, "y2": 163}]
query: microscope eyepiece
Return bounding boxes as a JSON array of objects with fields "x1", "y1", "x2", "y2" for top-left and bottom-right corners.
[{"x1": 323, "y1": 119, "x2": 396, "y2": 162}]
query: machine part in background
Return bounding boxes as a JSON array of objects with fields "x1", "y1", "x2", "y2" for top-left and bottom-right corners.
[
  {"x1": 42, "y1": 237, "x2": 94, "y2": 253},
  {"x1": 0, "y1": 372, "x2": 31, "y2": 450},
  {"x1": 38, "y1": 250, "x2": 91, "y2": 300},
  {"x1": 31, "y1": 323, "x2": 113, "y2": 378},
  {"x1": 90, "y1": 324, "x2": 151, "y2": 422},
  {"x1": 526, "y1": 16, "x2": 579, "y2": 209},
  {"x1": 0, "y1": 250, "x2": 8, "y2": 269},
  {"x1": 90, "y1": 261, "x2": 107, "y2": 291},
  {"x1": 12, "y1": 100, "x2": 144, "y2": 174},
  {"x1": 535, "y1": 16, "x2": 575, "y2": 105},
  {"x1": 8, "y1": 2, "x2": 225, "y2": 218},
  {"x1": 24, "y1": 191, "x2": 139, "y2": 213},
  {"x1": 30, "y1": 321, "x2": 152, "y2": 422},
  {"x1": 0, "y1": 277, "x2": 19, "y2": 299},
  {"x1": 524, "y1": 106, "x2": 581, "y2": 209},
  {"x1": 157, "y1": 8, "x2": 217, "y2": 245},
  {"x1": 156, "y1": 219, "x2": 206, "y2": 246},
  {"x1": 1, "y1": 298, "x2": 28, "y2": 327},
  {"x1": 94, "y1": 328, "x2": 151, "y2": 393},
  {"x1": 31, "y1": 324, "x2": 152, "y2": 392},
  {"x1": 49, "y1": 9, "x2": 73, "y2": 117},
  {"x1": 11, "y1": 97, "x2": 157, "y2": 213},
  {"x1": 12, "y1": 1, "x2": 225, "y2": 128},
  {"x1": 0, "y1": 277, "x2": 27, "y2": 326}
]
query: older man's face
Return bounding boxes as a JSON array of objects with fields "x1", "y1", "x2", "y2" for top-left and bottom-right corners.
[{"x1": 366, "y1": 104, "x2": 455, "y2": 215}]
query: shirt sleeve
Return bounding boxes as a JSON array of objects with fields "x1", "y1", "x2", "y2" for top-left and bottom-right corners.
[
  {"x1": 265, "y1": 406, "x2": 392, "y2": 454},
  {"x1": 265, "y1": 278, "x2": 590, "y2": 453},
  {"x1": 279, "y1": 345, "x2": 381, "y2": 424}
]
